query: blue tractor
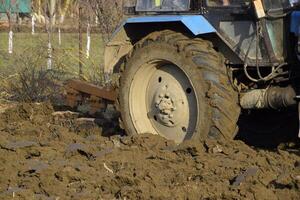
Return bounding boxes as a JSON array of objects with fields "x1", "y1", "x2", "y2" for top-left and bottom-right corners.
[{"x1": 102, "y1": 0, "x2": 300, "y2": 143}]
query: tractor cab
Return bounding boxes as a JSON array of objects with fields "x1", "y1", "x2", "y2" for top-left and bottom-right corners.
[
  {"x1": 133, "y1": 0, "x2": 293, "y2": 10},
  {"x1": 136, "y1": 0, "x2": 190, "y2": 11},
  {"x1": 123, "y1": 0, "x2": 298, "y2": 67},
  {"x1": 133, "y1": 0, "x2": 251, "y2": 12}
]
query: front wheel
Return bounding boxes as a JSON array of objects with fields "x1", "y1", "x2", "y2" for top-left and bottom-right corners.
[{"x1": 118, "y1": 30, "x2": 240, "y2": 143}]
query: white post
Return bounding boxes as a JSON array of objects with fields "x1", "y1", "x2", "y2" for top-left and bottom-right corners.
[
  {"x1": 46, "y1": 0, "x2": 56, "y2": 69},
  {"x1": 86, "y1": 22, "x2": 91, "y2": 59},
  {"x1": 95, "y1": 15, "x2": 98, "y2": 25},
  {"x1": 8, "y1": 30, "x2": 13, "y2": 54},
  {"x1": 58, "y1": 27, "x2": 61, "y2": 45},
  {"x1": 31, "y1": 14, "x2": 36, "y2": 35},
  {"x1": 47, "y1": 40, "x2": 52, "y2": 69}
]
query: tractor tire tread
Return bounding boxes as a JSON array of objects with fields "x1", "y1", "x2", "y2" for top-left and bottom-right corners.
[{"x1": 118, "y1": 30, "x2": 240, "y2": 140}]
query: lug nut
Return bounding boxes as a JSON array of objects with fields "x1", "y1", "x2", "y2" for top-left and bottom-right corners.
[
  {"x1": 169, "y1": 114, "x2": 174, "y2": 118},
  {"x1": 159, "y1": 93, "x2": 164, "y2": 98}
]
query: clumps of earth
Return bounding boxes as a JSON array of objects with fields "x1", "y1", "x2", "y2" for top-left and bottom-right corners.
[{"x1": 0, "y1": 103, "x2": 299, "y2": 200}]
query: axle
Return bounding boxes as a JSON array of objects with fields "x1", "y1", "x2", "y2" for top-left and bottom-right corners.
[{"x1": 240, "y1": 86, "x2": 297, "y2": 110}]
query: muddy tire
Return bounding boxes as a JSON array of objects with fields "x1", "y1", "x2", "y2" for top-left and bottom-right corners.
[{"x1": 118, "y1": 30, "x2": 240, "y2": 143}]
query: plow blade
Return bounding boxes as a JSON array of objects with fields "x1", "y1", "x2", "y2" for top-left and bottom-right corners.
[{"x1": 64, "y1": 79, "x2": 117, "y2": 115}]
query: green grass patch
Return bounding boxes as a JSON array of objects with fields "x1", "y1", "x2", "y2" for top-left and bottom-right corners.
[{"x1": 0, "y1": 32, "x2": 105, "y2": 82}]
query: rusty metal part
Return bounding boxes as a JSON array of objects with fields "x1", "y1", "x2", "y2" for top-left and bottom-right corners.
[
  {"x1": 240, "y1": 86, "x2": 297, "y2": 110},
  {"x1": 66, "y1": 79, "x2": 117, "y2": 101},
  {"x1": 64, "y1": 79, "x2": 117, "y2": 115},
  {"x1": 65, "y1": 87, "x2": 80, "y2": 108}
]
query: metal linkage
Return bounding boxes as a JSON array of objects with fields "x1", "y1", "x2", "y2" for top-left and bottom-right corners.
[
  {"x1": 64, "y1": 79, "x2": 117, "y2": 115},
  {"x1": 240, "y1": 86, "x2": 297, "y2": 110}
]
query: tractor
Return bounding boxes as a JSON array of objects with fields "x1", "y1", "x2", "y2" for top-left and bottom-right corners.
[{"x1": 67, "y1": 0, "x2": 300, "y2": 143}]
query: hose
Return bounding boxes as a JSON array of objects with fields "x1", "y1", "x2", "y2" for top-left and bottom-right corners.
[
  {"x1": 256, "y1": 21, "x2": 264, "y2": 80},
  {"x1": 244, "y1": 62, "x2": 287, "y2": 83},
  {"x1": 266, "y1": 10, "x2": 291, "y2": 19},
  {"x1": 243, "y1": 21, "x2": 287, "y2": 83},
  {"x1": 265, "y1": 5, "x2": 295, "y2": 19}
]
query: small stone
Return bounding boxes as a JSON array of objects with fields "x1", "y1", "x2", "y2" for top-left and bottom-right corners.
[
  {"x1": 231, "y1": 167, "x2": 258, "y2": 186},
  {"x1": 212, "y1": 145, "x2": 223, "y2": 154},
  {"x1": 112, "y1": 139, "x2": 121, "y2": 148},
  {"x1": 195, "y1": 163, "x2": 204, "y2": 170},
  {"x1": 27, "y1": 160, "x2": 49, "y2": 173},
  {"x1": 4, "y1": 141, "x2": 38, "y2": 151},
  {"x1": 95, "y1": 148, "x2": 113, "y2": 158},
  {"x1": 64, "y1": 143, "x2": 95, "y2": 160},
  {"x1": 25, "y1": 149, "x2": 41, "y2": 159},
  {"x1": 276, "y1": 172, "x2": 292, "y2": 185},
  {"x1": 66, "y1": 143, "x2": 87, "y2": 153}
]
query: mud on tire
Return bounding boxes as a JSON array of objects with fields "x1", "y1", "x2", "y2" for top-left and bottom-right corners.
[{"x1": 117, "y1": 30, "x2": 241, "y2": 141}]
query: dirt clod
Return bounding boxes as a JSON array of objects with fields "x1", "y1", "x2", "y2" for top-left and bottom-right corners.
[
  {"x1": 232, "y1": 167, "x2": 259, "y2": 186},
  {"x1": 0, "y1": 103, "x2": 299, "y2": 199}
]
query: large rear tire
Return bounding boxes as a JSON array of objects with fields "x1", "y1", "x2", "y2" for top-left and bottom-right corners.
[{"x1": 118, "y1": 30, "x2": 240, "y2": 143}]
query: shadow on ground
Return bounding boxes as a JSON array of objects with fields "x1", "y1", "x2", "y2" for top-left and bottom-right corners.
[{"x1": 236, "y1": 108, "x2": 300, "y2": 149}]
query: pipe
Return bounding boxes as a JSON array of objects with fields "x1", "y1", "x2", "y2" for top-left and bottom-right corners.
[{"x1": 240, "y1": 86, "x2": 297, "y2": 110}]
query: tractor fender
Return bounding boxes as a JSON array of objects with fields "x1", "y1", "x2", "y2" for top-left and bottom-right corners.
[
  {"x1": 104, "y1": 15, "x2": 216, "y2": 74},
  {"x1": 291, "y1": 11, "x2": 300, "y2": 36}
]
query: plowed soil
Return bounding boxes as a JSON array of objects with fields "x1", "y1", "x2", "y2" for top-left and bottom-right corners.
[{"x1": 0, "y1": 103, "x2": 299, "y2": 200}]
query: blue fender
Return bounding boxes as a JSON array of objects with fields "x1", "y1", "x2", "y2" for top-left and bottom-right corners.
[
  {"x1": 291, "y1": 11, "x2": 300, "y2": 36},
  {"x1": 105, "y1": 15, "x2": 216, "y2": 74},
  {"x1": 123, "y1": 15, "x2": 216, "y2": 35}
]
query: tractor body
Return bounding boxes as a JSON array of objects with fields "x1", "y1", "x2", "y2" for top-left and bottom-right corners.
[
  {"x1": 106, "y1": 0, "x2": 299, "y2": 73},
  {"x1": 101, "y1": 0, "x2": 300, "y2": 142}
]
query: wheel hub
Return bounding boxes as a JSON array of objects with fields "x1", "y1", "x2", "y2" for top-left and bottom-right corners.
[
  {"x1": 129, "y1": 61, "x2": 198, "y2": 143},
  {"x1": 155, "y1": 90, "x2": 178, "y2": 127}
]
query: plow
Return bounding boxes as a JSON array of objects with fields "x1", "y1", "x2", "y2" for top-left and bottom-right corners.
[{"x1": 64, "y1": 79, "x2": 117, "y2": 115}]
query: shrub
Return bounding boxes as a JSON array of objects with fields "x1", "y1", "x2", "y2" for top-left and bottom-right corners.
[{"x1": 1, "y1": 46, "x2": 67, "y2": 102}]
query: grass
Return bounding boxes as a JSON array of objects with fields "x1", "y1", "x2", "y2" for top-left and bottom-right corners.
[{"x1": 0, "y1": 32, "x2": 105, "y2": 82}]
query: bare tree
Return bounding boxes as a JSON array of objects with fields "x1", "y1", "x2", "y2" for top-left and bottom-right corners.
[{"x1": 88, "y1": 0, "x2": 123, "y2": 42}]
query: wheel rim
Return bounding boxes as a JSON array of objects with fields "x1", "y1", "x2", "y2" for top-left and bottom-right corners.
[{"x1": 129, "y1": 60, "x2": 198, "y2": 143}]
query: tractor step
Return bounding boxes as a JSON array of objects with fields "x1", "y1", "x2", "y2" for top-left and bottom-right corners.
[{"x1": 64, "y1": 79, "x2": 117, "y2": 115}]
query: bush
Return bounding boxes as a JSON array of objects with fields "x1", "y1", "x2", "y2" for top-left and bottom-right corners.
[{"x1": 0, "y1": 46, "x2": 67, "y2": 102}]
